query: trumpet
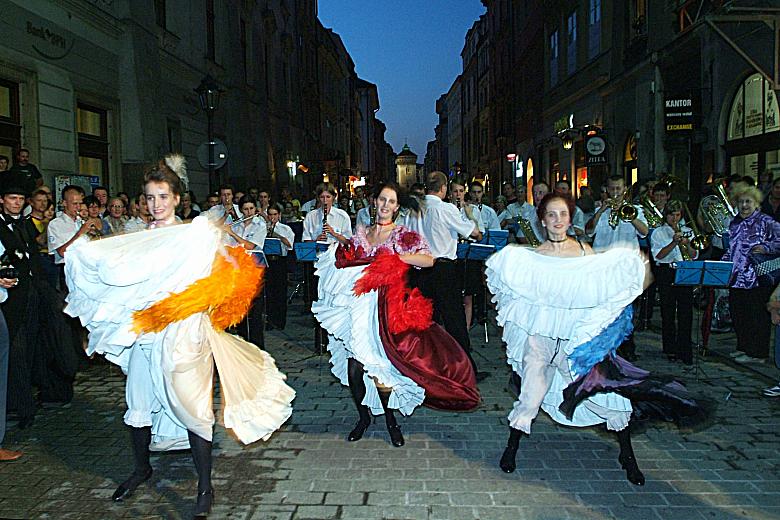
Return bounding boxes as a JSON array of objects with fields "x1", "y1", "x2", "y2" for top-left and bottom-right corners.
[
  {"x1": 639, "y1": 192, "x2": 664, "y2": 228},
  {"x1": 672, "y1": 221, "x2": 692, "y2": 261},
  {"x1": 608, "y1": 186, "x2": 638, "y2": 229}
]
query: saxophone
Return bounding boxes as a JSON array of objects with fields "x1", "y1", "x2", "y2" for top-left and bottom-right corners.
[{"x1": 516, "y1": 212, "x2": 541, "y2": 247}]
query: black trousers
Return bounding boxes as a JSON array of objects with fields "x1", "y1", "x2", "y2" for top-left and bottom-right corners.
[
  {"x1": 416, "y1": 259, "x2": 471, "y2": 353},
  {"x1": 265, "y1": 256, "x2": 288, "y2": 329},
  {"x1": 656, "y1": 264, "x2": 694, "y2": 363},
  {"x1": 730, "y1": 286, "x2": 773, "y2": 358}
]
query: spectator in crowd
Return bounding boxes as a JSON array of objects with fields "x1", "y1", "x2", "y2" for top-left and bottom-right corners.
[
  {"x1": 494, "y1": 195, "x2": 507, "y2": 218},
  {"x1": 104, "y1": 197, "x2": 128, "y2": 235},
  {"x1": 280, "y1": 187, "x2": 301, "y2": 213},
  {"x1": 117, "y1": 191, "x2": 130, "y2": 212},
  {"x1": 177, "y1": 191, "x2": 199, "y2": 222},
  {"x1": 248, "y1": 186, "x2": 260, "y2": 201},
  {"x1": 722, "y1": 184, "x2": 780, "y2": 363},
  {"x1": 124, "y1": 194, "x2": 151, "y2": 233},
  {"x1": 300, "y1": 190, "x2": 318, "y2": 214},
  {"x1": 0, "y1": 250, "x2": 21, "y2": 460},
  {"x1": 6, "y1": 148, "x2": 42, "y2": 194},
  {"x1": 281, "y1": 201, "x2": 299, "y2": 223},
  {"x1": 232, "y1": 190, "x2": 245, "y2": 207},
  {"x1": 48, "y1": 185, "x2": 98, "y2": 275},
  {"x1": 764, "y1": 287, "x2": 780, "y2": 396},
  {"x1": 577, "y1": 186, "x2": 596, "y2": 223},
  {"x1": 759, "y1": 169, "x2": 774, "y2": 197},
  {"x1": 760, "y1": 177, "x2": 780, "y2": 222},
  {"x1": 29, "y1": 189, "x2": 58, "y2": 288},
  {"x1": 78, "y1": 202, "x2": 88, "y2": 220},
  {"x1": 0, "y1": 155, "x2": 8, "y2": 172},
  {"x1": 92, "y1": 186, "x2": 109, "y2": 216},
  {"x1": 84, "y1": 195, "x2": 110, "y2": 237},
  {"x1": 264, "y1": 206, "x2": 295, "y2": 330},
  {"x1": 554, "y1": 180, "x2": 585, "y2": 237},
  {"x1": 204, "y1": 193, "x2": 220, "y2": 211},
  {"x1": 502, "y1": 182, "x2": 518, "y2": 206},
  {"x1": 353, "y1": 186, "x2": 368, "y2": 210},
  {"x1": 409, "y1": 183, "x2": 426, "y2": 199},
  {"x1": 43, "y1": 200, "x2": 55, "y2": 221}
]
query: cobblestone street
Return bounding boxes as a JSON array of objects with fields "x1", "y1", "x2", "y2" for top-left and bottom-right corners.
[{"x1": 1, "y1": 301, "x2": 779, "y2": 520}]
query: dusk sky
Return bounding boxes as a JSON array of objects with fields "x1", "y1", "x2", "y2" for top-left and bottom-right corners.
[{"x1": 318, "y1": 1, "x2": 486, "y2": 162}]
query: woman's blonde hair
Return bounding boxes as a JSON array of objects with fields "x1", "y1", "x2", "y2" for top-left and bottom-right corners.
[{"x1": 731, "y1": 184, "x2": 763, "y2": 206}]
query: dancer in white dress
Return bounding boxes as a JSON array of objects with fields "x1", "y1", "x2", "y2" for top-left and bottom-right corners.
[
  {"x1": 65, "y1": 156, "x2": 295, "y2": 517},
  {"x1": 487, "y1": 192, "x2": 704, "y2": 485}
]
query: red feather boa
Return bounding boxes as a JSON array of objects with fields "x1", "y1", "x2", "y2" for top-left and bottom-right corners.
[{"x1": 352, "y1": 252, "x2": 433, "y2": 334}]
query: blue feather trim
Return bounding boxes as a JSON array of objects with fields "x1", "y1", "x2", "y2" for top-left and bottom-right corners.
[{"x1": 568, "y1": 307, "x2": 634, "y2": 378}]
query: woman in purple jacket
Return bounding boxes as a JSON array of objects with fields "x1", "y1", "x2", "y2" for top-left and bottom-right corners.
[{"x1": 722, "y1": 185, "x2": 780, "y2": 362}]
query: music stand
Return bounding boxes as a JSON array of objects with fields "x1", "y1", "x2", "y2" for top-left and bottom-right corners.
[
  {"x1": 458, "y1": 242, "x2": 496, "y2": 345},
  {"x1": 293, "y1": 242, "x2": 330, "y2": 358},
  {"x1": 674, "y1": 260, "x2": 733, "y2": 379},
  {"x1": 485, "y1": 230, "x2": 509, "y2": 251},
  {"x1": 263, "y1": 238, "x2": 282, "y2": 257}
]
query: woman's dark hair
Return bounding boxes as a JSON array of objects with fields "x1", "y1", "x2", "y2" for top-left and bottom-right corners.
[
  {"x1": 238, "y1": 195, "x2": 257, "y2": 209},
  {"x1": 83, "y1": 195, "x2": 99, "y2": 207},
  {"x1": 663, "y1": 199, "x2": 684, "y2": 216},
  {"x1": 144, "y1": 164, "x2": 184, "y2": 197},
  {"x1": 536, "y1": 193, "x2": 576, "y2": 222}
]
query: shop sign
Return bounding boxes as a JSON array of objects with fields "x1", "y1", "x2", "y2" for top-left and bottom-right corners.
[
  {"x1": 585, "y1": 133, "x2": 607, "y2": 167},
  {"x1": 25, "y1": 18, "x2": 75, "y2": 60},
  {"x1": 664, "y1": 95, "x2": 696, "y2": 133}
]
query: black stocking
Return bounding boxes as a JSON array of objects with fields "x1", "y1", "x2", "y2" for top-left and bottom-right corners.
[
  {"x1": 188, "y1": 430, "x2": 213, "y2": 494},
  {"x1": 378, "y1": 389, "x2": 404, "y2": 447},
  {"x1": 347, "y1": 358, "x2": 371, "y2": 425}
]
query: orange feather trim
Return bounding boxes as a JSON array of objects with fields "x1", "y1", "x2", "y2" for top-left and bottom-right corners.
[{"x1": 132, "y1": 246, "x2": 264, "y2": 334}]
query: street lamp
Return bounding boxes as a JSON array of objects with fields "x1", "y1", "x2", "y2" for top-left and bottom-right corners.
[{"x1": 195, "y1": 75, "x2": 224, "y2": 192}]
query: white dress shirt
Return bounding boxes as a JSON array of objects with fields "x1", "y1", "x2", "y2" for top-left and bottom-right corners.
[
  {"x1": 459, "y1": 204, "x2": 484, "y2": 234},
  {"x1": 590, "y1": 206, "x2": 648, "y2": 252},
  {"x1": 301, "y1": 199, "x2": 317, "y2": 214},
  {"x1": 48, "y1": 212, "x2": 86, "y2": 264},
  {"x1": 123, "y1": 217, "x2": 148, "y2": 233},
  {"x1": 267, "y1": 221, "x2": 295, "y2": 256},
  {"x1": 419, "y1": 195, "x2": 477, "y2": 260},
  {"x1": 0, "y1": 242, "x2": 8, "y2": 303},
  {"x1": 302, "y1": 206, "x2": 352, "y2": 244},
  {"x1": 502, "y1": 201, "x2": 544, "y2": 242},
  {"x1": 229, "y1": 217, "x2": 267, "y2": 250},
  {"x1": 650, "y1": 223, "x2": 698, "y2": 263},
  {"x1": 568, "y1": 206, "x2": 586, "y2": 237},
  {"x1": 473, "y1": 203, "x2": 501, "y2": 230}
]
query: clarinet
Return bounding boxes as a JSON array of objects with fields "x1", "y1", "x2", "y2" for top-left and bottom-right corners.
[
  {"x1": 322, "y1": 204, "x2": 329, "y2": 240},
  {"x1": 369, "y1": 204, "x2": 377, "y2": 226}
]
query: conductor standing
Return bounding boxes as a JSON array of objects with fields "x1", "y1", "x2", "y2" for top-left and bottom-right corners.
[{"x1": 418, "y1": 171, "x2": 486, "y2": 381}]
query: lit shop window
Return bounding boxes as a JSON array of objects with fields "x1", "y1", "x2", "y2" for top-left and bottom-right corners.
[{"x1": 0, "y1": 79, "x2": 20, "y2": 163}]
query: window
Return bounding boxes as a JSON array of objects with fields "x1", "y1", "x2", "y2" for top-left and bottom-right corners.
[
  {"x1": 77, "y1": 103, "x2": 109, "y2": 182},
  {"x1": 589, "y1": 0, "x2": 601, "y2": 59},
  {"x1": 154, "y1": 0, "x2": 166, "y2": 29},
  {"x1": 206, "y1": 0, "x2": 215, "y2": 61},
  {"x1": 630, "y1": 0, "x2": 647, "y2": 38},
  {"x1": 550, "y1": 29, "x2": 559, "y2": 86},
  {"x1": 567, "y1": 11, "x2": 577, "y2": 75},
  {"x1": 0, "y1": 79, "x2": 21, "y2": 162}
]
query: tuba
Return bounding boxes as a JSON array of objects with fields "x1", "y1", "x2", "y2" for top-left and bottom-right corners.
[{"x1": 699, "y1": 178, "x2": 736, "y2": 237}]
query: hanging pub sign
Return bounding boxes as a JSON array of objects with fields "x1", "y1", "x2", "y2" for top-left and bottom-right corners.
[
  {"x1": 585, "y1": 128, "x2": 607, "y2": 167},
  {"x1": 664, "y1": 94, "x2": 697, "y2": 133}
]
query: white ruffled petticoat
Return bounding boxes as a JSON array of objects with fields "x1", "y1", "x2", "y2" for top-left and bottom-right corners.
[
  {"x1": 485, "y1": 245, "x2": 646, "y2": 432},
  {"x1": 312, "y1": 247, "x2": 426, "y2": 416},
  {"x1": 64, "y1": 216, "x2": 295, "y2": 448}
]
